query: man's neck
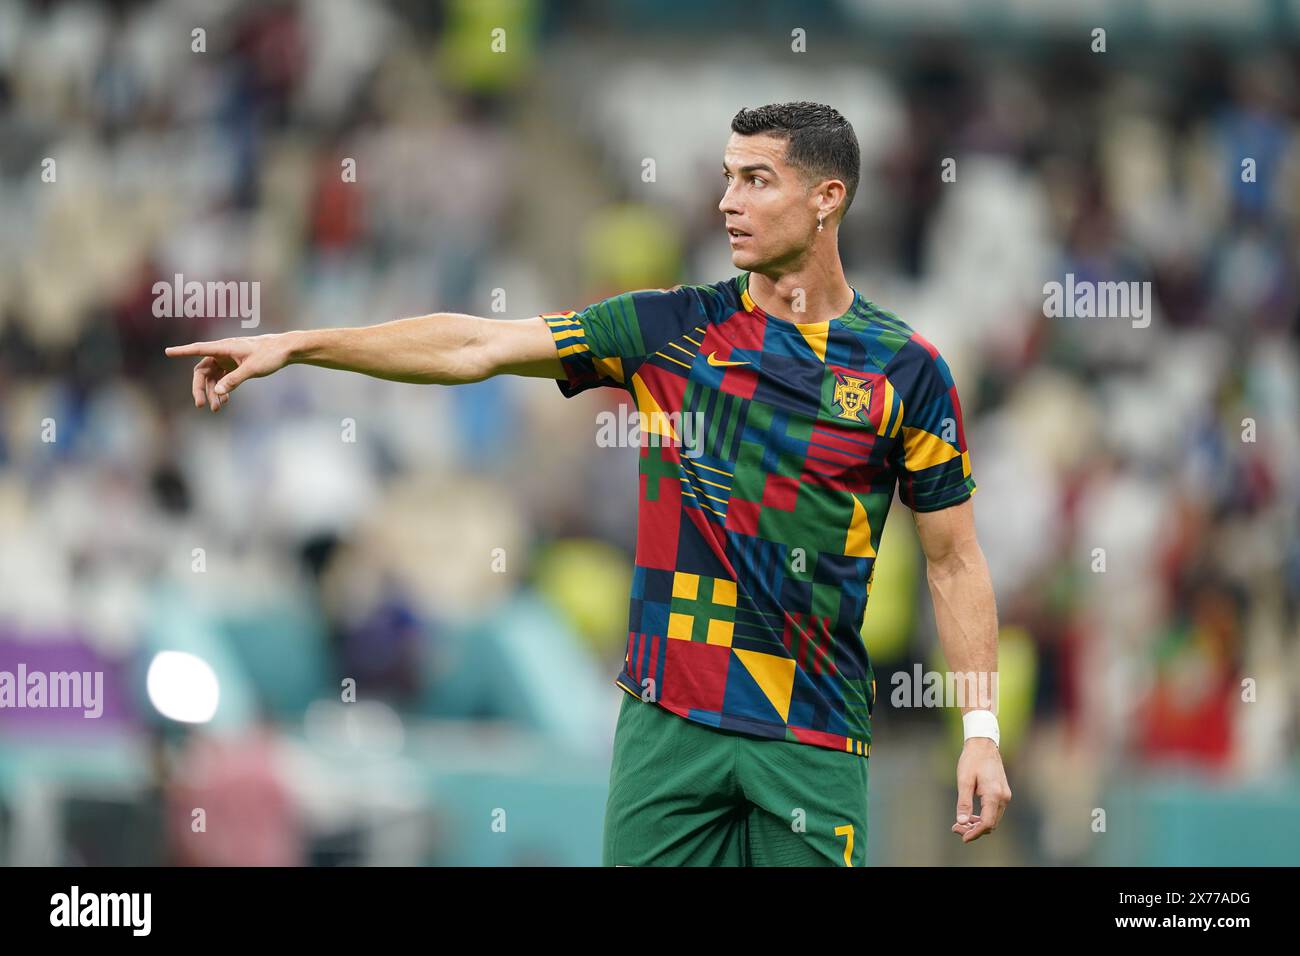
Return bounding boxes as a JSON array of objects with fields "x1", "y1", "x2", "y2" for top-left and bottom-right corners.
[{"x1": 747, "y1": 261, "x2": 855, "y2": 325}]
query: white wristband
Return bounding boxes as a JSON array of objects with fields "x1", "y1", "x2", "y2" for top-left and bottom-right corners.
[{"x1": 963, "y1": 709, "x2": 1000, "y2": 747}]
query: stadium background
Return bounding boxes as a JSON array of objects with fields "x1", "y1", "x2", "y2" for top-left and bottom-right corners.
[{"x1": 1, "y1": 0, "x2": 1298, "y2": 866}]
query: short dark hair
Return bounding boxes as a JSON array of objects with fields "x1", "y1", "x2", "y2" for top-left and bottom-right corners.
[{"x1": 730, "y1": 101, "x2": 861, "y2": 222}]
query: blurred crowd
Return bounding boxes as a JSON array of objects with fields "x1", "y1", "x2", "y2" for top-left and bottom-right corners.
[{"x1": 0, "y1": 0, "x2": 1297, "y2": 865}]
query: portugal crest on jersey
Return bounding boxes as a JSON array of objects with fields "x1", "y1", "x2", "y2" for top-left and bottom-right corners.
[{"x1": 832, "y1": 372, "x2": 872, "y2": 423}]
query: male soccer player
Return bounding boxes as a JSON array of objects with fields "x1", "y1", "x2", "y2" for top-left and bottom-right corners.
[{"x1": 166, "y1": 101, "x2": 1009, "y2": 866}]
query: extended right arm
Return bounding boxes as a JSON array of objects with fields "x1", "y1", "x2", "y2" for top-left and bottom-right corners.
[{"x1": 164, "y1": 313, "x2": 563, "y2": 412}]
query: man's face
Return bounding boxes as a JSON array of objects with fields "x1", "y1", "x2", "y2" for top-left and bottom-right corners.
[{"x1": 718, "y1": 132, "x2": 820, "y2": 272}]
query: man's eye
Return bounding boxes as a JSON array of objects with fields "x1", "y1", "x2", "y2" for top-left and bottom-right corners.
[{"x1": 752, "y1": 178, "x2": 765, "y2": 187}]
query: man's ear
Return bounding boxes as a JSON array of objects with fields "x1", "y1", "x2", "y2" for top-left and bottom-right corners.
[{"x1": 816, "y1": 179, "x2": 847, "y2": 223}]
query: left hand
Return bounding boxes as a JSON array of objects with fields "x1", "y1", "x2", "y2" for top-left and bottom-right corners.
[
  {"x1": 165, "y1": 333, "x2": 295, "y2": 411},
  {"x1": 951, "y1": 737, "x2": 1011, "y2": 843}
]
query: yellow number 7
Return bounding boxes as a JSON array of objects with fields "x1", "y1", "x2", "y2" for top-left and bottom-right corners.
[{"x1": 834, "y1": 823, "x2": 854, "y2": 866}]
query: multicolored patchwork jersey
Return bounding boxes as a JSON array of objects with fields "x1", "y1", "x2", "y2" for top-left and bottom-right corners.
[{"x1": 543, "y1": 272, "x2": 976, "y2": 757}]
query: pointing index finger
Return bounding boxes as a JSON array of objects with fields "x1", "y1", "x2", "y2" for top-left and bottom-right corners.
[{"x1": 165, "y1": 341, "x2": 229, "y2": 357}]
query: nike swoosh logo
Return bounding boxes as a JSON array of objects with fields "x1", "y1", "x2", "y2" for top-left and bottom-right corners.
[{"x1": 706, "y1": 351, "x2": 749, "y2": 367}]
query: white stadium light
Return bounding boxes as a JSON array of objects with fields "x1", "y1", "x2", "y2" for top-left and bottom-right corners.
[{"x1": 146, "y1": 651, "x2": 220, "y2": 724}]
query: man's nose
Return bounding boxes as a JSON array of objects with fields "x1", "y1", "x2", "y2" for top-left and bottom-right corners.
[{"x1": 719, "y1": 186, "x2": 741, "y2": 215}]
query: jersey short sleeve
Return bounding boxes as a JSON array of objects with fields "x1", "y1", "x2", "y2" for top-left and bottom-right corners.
[
  {"x1": 888, "y1": 334, "x2": 978, "y2": 512},
  {"x1": 541, "y1": 286, "x2": 701, "y2": 398}
]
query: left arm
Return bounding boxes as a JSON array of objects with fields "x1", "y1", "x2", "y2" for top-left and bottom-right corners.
[{"x1": 913, "y1": 498, "x2": 1011, "y2": 843}]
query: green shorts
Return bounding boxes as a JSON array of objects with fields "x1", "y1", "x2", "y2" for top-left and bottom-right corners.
[{"x1": 602, "y1": 692, "x2": 869, "y2": 866}]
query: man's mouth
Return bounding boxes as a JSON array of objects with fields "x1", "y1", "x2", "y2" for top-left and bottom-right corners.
[{"x1": 728, "y1": 227, "x2": 751, "y2": 242}]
